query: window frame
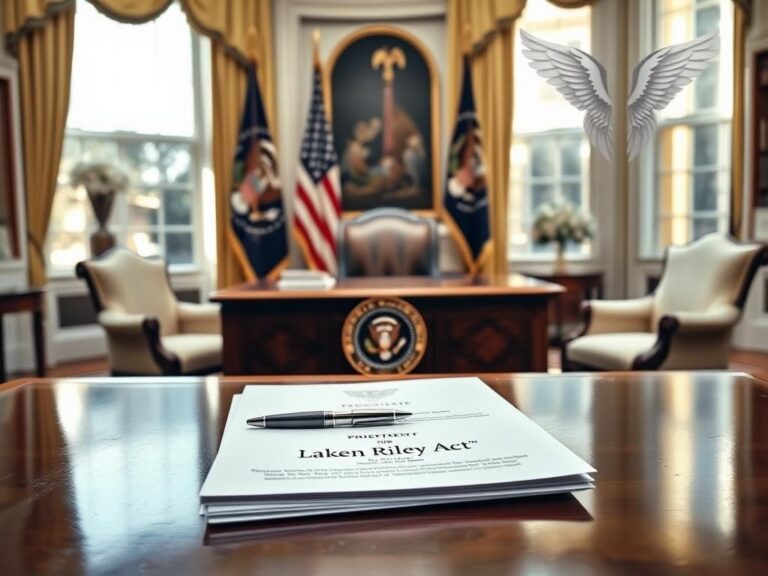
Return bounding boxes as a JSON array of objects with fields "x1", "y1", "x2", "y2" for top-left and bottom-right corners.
[
  {"x1": 46, "y1": 6, "x2": 206, "y2": 279},
  {"x1": 507, "y1": 0, "x2": 595, "y2": 264},
  {"x1": 509, "y1": 128, "x2": 593, "y2": 261},
  {"x1": 638, "y1": 0, "x2": 733, "y2": 259}
]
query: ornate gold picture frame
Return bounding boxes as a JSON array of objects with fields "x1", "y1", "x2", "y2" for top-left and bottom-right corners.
[{"x1": 326, "y1": 25, "x2": 440, "y2": 216}]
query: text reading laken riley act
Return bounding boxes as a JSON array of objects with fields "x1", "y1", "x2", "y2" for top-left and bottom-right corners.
[{"x1": 299, "y1": 441, "x2": 478, "y2": 459}]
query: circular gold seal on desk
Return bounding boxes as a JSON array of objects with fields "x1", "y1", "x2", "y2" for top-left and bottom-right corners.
[{"x1": 342, "y1": 297, "x2": 427, "y2": 375}]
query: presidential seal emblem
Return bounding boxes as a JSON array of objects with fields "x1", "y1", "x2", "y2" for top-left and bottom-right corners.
[{"x1": 342, "y1": 298, "x2": 427, "y2": 375}]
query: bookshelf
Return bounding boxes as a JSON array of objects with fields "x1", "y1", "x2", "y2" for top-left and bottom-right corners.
[{"x1": 752, "y1": 49, "x2": 768, "y2": 239}]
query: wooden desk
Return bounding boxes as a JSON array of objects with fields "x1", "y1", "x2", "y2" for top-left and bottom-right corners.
[
  {"x1": 1, "y1": 372, "x2": 767, "y2": 575},
  {"x1": 0, "y1": 288, "x2": 45, "y2": 382},
  {"x1": 211, "y1": 274, "x2": 563, "y2": 376},
  {"x1": 518, "y1": 268, "x2": 603, "y2": 344}
]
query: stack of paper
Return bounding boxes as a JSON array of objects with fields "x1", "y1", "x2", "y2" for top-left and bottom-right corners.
[
  {"x1": 276, "y1": 269, "x2": 336, "y2": 290},
  {"x1": 199, "y1": 377, "x2": 595, "y2": 524}
]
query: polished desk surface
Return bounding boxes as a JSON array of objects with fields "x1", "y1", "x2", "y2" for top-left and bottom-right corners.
[
  {"x1": 1, "y1": 372, "x2": 767, "y2": 575},
  {"x1": 211, "y1": 273, "x2": 564, "y2": 300}
]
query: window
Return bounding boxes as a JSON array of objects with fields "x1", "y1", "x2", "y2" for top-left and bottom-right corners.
[
  {"x1": 48, "y1": 1, "x2": 201, "y2": 273},
  {"x1": 640, "y1": 0, "x2": 733, "y2": 256},
  {"x1": 509, "y1": 0, "x2": 592, "y2": 258}
]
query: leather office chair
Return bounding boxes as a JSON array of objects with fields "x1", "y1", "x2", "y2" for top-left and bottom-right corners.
[
  {"x1": 76, "y1": 249, "x2": 222, "y2": 376},
  {"x1": 563, "y1": 234, "x2": 767, "y2": 371},
  {"x1": 337, "y1": 208, "x2": 438, "y2": 278}
]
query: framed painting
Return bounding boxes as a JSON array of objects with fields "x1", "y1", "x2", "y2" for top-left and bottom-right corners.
[
  {"x1": 0, "y1": 66, "x2": 22, "y2": 262},
  {"x1": 327, "y1": 25, "x2": 440, "y2": 215}
]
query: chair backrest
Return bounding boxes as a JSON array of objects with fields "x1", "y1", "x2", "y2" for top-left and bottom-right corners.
[
  {"x1": 337, "y1": 208, "x2": 438, "y2": 278},
  {"x1": 652, "y1": 234, "x2": 766, "y2": 326},
  {"x1": 76, "y1": 249, "x2": 179, "y2": 335}
]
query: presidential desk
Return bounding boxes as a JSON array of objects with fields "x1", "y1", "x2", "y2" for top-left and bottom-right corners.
[
  {"x1": 211, "y1": 274, "x2": 563, "y2": 376},
  {"x1": 2, "y1": 372, "x2": 767, "y2": 575}
]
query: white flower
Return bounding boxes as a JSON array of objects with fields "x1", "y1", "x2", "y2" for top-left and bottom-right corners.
[
  {"x1": 532, "y1": 199, "x2": 595, "y2": 246},
  {"x1": 70, "y1": 162, "x2": 129, "y2": 196}
]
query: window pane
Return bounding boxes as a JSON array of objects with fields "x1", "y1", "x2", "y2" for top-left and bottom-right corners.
[
  {"x1": 49, "y1": 232, "x2": 89, "y2": 270},
  {"x1": 127, "y1": 230, "x2": 161, "y2": 258},
  {"x1": 80, "y1": 138, "x2": 120, "y2": 165},
  {"x1": 696, "y1": 6, "x2": 720, "y2": 35},
  {"x1": 531, "y1": 184, "x2": 554, "y2": 208},
  {"x1": 562, "y1": 182, "x2": 581, "y2": 206},
  {"x1": 165, "y1": 232, "x2": 194, "y2": 265},
  {"x1": 693, "y1": 172, "x2": 717, "y2": 211},
  {"x1": 158, "y1": 144, "x2": 192, "y2": 184},
  {"x1": 693, "y1": 124, "x2": 718, "y2": 166},
  {"x1": 561, "y1": 140, "x2": 581, "y2": 176},
  {"x1": 127, "y1": 189, "x2": 160, "y2": 227},
  {"x1": 164, "y1": 189, "x2": 192, "y2": 225},
  {"x1": 695, "y1": 64, "x2": 718, "y2": 110},
  {"x1": 693, "y1": 217, "x2": 718, "y2": 239},
  {"x1": 530, "y1": 141, "x2": 555, "y2": 178}
]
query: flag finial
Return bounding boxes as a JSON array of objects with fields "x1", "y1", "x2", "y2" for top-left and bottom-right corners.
[
  {"x1": 312, "y1": 28, "x2": 321, "y2": 68},
  {"x1": 247, "y1": 26, "x2": 259, "y2": 65},
  {"x1": 462, "y1": 24, "x2": 472, "y2": 56}
]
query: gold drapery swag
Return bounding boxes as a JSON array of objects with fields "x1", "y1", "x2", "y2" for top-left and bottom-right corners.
[{"x1": 3, "y1": 0, "x2": 274, "y2": 287}]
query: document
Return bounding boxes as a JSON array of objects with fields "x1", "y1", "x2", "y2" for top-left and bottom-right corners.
[
  {"x1": 276, "y1": 269, "x2": 336, "y2": 290},
  {"x1": 200, "y1": 377, "x2": 595, "y2": 524}
]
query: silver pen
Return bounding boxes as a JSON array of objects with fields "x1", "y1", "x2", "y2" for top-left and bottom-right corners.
[{"x1": 246, "y1": 409, "x2": 412, "y2": 429}]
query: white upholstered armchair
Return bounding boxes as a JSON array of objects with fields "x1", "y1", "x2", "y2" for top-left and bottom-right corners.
[
  {"x1": 76, "y1": 249, "x2": 222, "y2": 375},
  {"x1": 563, "y1": 234, "x2": 767, "y2": 371}
]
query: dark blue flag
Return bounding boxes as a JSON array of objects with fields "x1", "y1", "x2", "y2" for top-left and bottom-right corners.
[
  {"x1": 443, "y1": 55, "x2": 491, "y2": 273},
  {"x1": 230, "y1": 63, "x2": 288, "y2": 279}
]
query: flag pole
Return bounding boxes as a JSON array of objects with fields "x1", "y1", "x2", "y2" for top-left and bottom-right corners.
[
  {"x1": 312, "y1": 28, "x2": 321, "y2": 70},
  {"x1": 462, "y1": 24, "x2": 472, "y2": 57},
  {"x1": 247, "y1": 26, "x2": 260, "y2": 67}
]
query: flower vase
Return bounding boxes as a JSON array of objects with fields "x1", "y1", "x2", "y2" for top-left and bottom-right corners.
[
  {"x1": 553, "y1": 242, "x2": 567, "y2": 273},
  {"x1": 88, "y1": 189, "x2": 116, "y2": 257}
]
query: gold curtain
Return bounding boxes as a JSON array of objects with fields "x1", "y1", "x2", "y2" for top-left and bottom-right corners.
[
  {"x1": 547, "y1": 0, "x2": 593, "y2": 7},
  {"x1": 730, "y1": 0, "x2": 751, "y2": 238},
  {"x1": 3, "y1": 0, "x2": 75, "y2": 287},
  {"x1": 192, "y1": 0, "x2": 275, "y2": 287},
  {"x1": 447, "y1": 0, "x2": 524, "y2": 275}
]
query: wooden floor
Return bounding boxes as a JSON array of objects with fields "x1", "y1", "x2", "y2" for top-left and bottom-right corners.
[{"x1": 5, "y1": 348, "x2": 768, "y2": 383}]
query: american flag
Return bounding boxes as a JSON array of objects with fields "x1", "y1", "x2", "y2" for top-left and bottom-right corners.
[{"x1": 294, "y1": 66, "x2": 341, "y2": 274}]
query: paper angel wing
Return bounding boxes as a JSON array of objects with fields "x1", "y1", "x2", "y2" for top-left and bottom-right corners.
[
  {"x1": 627, "y1": 30, "x2": 720, "y2": 160},
  {"x1": 519, "y1": 29, "x2": 614, "y2": 160}
]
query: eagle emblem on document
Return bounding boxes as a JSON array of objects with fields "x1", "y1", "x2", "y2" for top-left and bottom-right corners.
[
  {"x1": 344, "y1": 388, "x2": 399, "y2": 401},
  {"x1": 342, "y1": 297, "x2": 427, "y2": 376}
]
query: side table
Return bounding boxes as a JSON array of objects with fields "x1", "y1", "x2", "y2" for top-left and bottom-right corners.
[
  {"x1": 519, "y1": 269, "x2": 603, "y2": 345},
  {"x1": 0, "y1": 288, "x2": 45, "y2": 382}
]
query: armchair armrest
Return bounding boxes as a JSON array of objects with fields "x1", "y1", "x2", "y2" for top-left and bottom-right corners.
[
  {"x1": 631, "y1": 305, "x2": 740, "y2": 370},
  {"x1": 97, "y1": 310, "x2": 180, "y2": 375},
  {"x1": 663, "y1": 305, "x2": 740, "y2": 335},
  {"x1": 98, "y1": 310, "x2": 151, "y2": 335},
  {"x1": 580, "y1": 296, "x2": 654, "y2": 336},
  {"x1": 177, "y1": 302, "x2": 221, "y2": 334}
]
